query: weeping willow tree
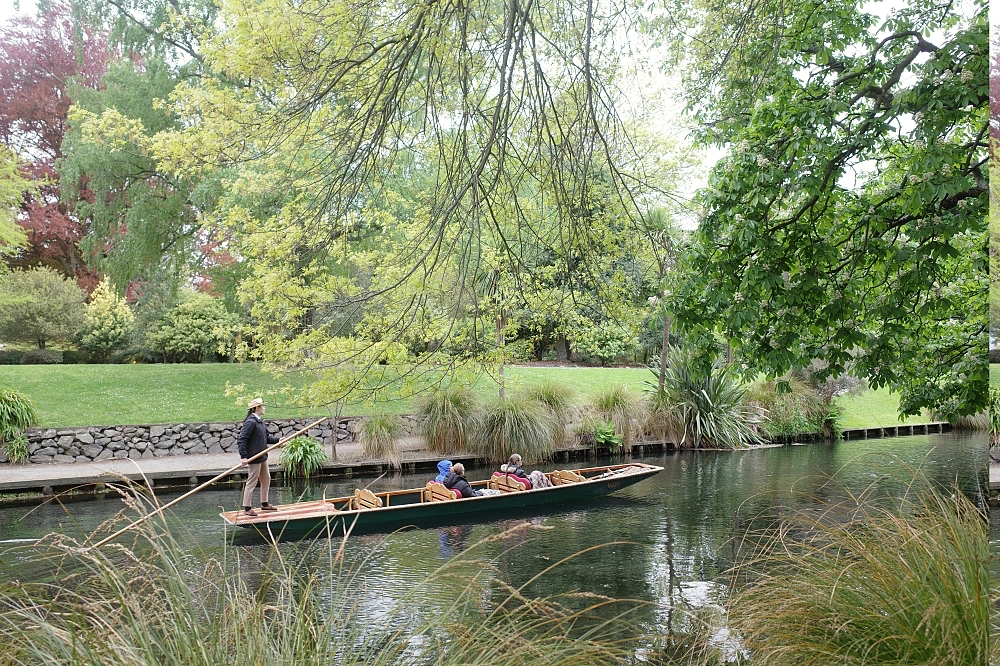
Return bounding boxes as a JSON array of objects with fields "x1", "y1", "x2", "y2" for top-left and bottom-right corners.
[{"x1": 67, "y1": 0, "x2": 688, "y2": 406}]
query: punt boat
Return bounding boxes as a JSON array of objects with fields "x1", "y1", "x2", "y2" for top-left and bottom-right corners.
[{"x1": 221, "y1": 462, "x2": 662, "y2": 539}]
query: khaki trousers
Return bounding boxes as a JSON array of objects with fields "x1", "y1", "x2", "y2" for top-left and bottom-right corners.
[{"x1": 242, "y1": 462, "x2": 270, "y2": 507}]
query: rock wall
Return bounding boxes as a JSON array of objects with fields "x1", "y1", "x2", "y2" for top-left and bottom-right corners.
[{"x1": 10, "y1": 418, "x2": 357, "y2": 465}]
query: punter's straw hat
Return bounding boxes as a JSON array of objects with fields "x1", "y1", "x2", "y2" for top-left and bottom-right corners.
[{"x1": 248, "y1": 397, "x2": 264, "y2": 409}]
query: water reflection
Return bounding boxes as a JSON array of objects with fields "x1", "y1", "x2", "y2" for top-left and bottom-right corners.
[{"x1": 0, "y1": 431, "x2": 988, "y2": 637}]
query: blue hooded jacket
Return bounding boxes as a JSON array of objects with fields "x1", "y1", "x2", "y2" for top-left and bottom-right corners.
[{"x1": 434, "y1": 460, "x2": 453, "y2": 483}]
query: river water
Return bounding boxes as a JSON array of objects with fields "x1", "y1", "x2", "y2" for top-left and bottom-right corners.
[{"x1": 0, "y1": 432, "x2": 989, "y2": 640}]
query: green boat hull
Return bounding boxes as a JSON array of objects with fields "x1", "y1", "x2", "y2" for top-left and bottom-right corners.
[{"x1": 232, "y1": 465, "x2": 661, "y2": 541}]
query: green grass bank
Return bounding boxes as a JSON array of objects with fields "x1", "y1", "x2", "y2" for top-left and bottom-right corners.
[{"x1": 1, "y1": 362, "x2": 923, "y2": 429}]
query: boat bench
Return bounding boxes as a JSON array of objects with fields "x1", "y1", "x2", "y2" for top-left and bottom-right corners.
[
  {"x1": 549, "y1": 469, "x2": 586, "y2": 485},
  {"x1": 490, "y1": 473, "x2": 530, "y2": 493},
  {"x1": 424, "y1": 482, "x2": 461, "y2": 502},
  {"x1": 352, "y1": 488, "x2": 384, "y2": 510}
]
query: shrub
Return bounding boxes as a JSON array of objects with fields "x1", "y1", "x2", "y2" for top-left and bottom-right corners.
[
  {"x1": 730, "y1": 476, "x2": 988, "y2": 665},
  {"x1": 572, "y1": 320, "x2": 639, "y2": 365},
  {"x1": 278, "y1": 436, "x2": 328, "y2": 477},
  {"x1": 646, "y1": 348, "x2": 762, "y2": 449},
  {"x1": 523, "y1": 381, "x2": 575, "y2": 445},
  {"x1": 77, "y1": 278, "x2": 135, "y2": 362},
  {"x1": 417, "y1": 386, "x2": 482, "y2": 453},
  {"x1": 20, "y1": 349, "x2": 63, "y2": 364},
  {"x1": 0, "y1": 388, "x2": 37, "y2": 463},
  {"x1": 0, "y1": 350, "x2": 23, "y2": 365},
  {"x1": 110, "y1": 346, "x2": 161, "y2": 364},
  {"x1": 990, "y1": 387, "x2": 1000, "y2": 447},
  {"x1": 744, "y1": 376, "x2": 831, "y2": 438},
  {"x1": 593, "y1": 385, "x2": 648, "y2": 451},
  {"x1": 145, "y1": 290, "x2": 239, "y2": 363},
  {"x1": 0, "y1": 266, "x2": 86, "y2": 349},
  {"x1": 359, "y1": 413, "x2": 402, "y2": 470},
  {"x1": 61, "y1": 350, "x2": 90, "y2": 364},
  {"x1": 473, "y1": 395, "x2": 556, "y2": 463}
]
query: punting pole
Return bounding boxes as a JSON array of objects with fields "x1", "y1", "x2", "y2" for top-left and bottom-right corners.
[{"x1": 87, "y1": 417, "x2": 327, "y2": 550}]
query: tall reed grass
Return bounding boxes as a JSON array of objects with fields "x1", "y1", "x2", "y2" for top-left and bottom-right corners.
[
  {"x1": 0, "y1": 387, "x2": 37, "y2": 463},
  {"x1": 0, "y1": 505, "x2": 632, "y2": 666},
  {"x1": 473, "y1": 395, "x2": 556, "y2": 463},
  {"x1": 417, "y1": 386, "x2": 483, "y2": 453},
  {"x1": 729, "y1": 476, "x2": 988, "y2": 665},
  {"x1": 359, "y1": 412, "x2": 402, "y2": 470},
  {"x1": 743, "y1": 377, "x2": 829, "y2": 438},
  {"x1": 593, "y1": 385, "x2": 648, "y2": 451}
]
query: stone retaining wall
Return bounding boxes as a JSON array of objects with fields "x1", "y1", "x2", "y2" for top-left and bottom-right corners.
[{"x1": 9, "y1": 418, "x2": 359, "y2": 465}]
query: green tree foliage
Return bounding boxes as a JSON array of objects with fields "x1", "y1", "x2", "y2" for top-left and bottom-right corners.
[
  {"x1": 669, "y1": 0, "x2": 987, "y2": 419},
  {"x1": 145, "y1": 290, "x2": 238, "y2": 363},
  {"x1": 0, "y1": 267, "x2": 86, "y2": 348},
  {"x1": 78, "y1": 277, "x2": 135, "y2": 362},
  {"x1": 0, "y1": 146, "x2": 30, "y2": 264},
  {"x1": 0, "y1": 387, "x2": 37, "y2": 463}
]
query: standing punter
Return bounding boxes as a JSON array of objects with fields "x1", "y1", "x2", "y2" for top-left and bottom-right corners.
[{"x1": 238, "y1": 397, "x2": 280, "y2": 516}]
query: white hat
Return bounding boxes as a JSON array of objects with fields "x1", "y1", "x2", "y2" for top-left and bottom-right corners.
[{"x1": 247, "y1": 397, "x2": 264, "y2": 409}]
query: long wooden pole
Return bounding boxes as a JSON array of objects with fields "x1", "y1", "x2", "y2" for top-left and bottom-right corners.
[{"x1": 87, "y1": 417, "x2": 327, "y2": 550}]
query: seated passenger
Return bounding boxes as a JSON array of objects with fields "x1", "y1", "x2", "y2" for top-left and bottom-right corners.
[
  {"x1": 434, "y1": 459, "x2": 453, "y2": 483},
  {"x1": 528, "y1": 470, "x2": 552, "y2": 489},
  {"x1": 442, "y1": 463, "x2": 481, "y2": 498},
  {"x1": 499, "y1": 454, "x2": 528, "y2": 480}
]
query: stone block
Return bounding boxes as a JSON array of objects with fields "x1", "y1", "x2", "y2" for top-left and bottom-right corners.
[
  {"x1": 152, "y1": 448, "x2": 167, "y2": 457},
  {"x1": 337, "y1": 431, "x2": 348, "y2": 440},
  {"x1": 208, "y1": 442, "x2": 225, "y2": 454},
  {"x1": 57, "y1": 435, "x2": 75, "y2": 449},
  {"x1": 209, "y1": 423, "x2": 225, "y2": 433},
  {"x1": 28, "y1": 442, "x2": 40, "y2": 454},
  {"x1": 102, "y1": 429, "x2": 119, "y2": 437},
  {"x1": 191, "y1": 424, "x2": 206, "y2": 433},
  {"x1": 82, "y1": 444, "x2": 102, "y2": 458},
  {"x1": 179, "y1": 428, "x2": 190, "y2": 438},
  {"x1": 308, "y1": 429, "x2": 321, "y2": 438},
  {"x1": 107, "y1": 441, "x2": 125, "y2": 452},
  {"x1": 57, "y1": 429, "x2": 75, "y2": 436},
  {"x1": 188, "y1": 444, "x2": 208, "y2": 455},
  {"x1": 220, "y1": 435, "x2": 235, "y2": 447},
  {"x1": 128, "y1": 450, "x2": 142, "y2": 460},
  {"x1": 95, "y1": 449, "x2": 114, "y2": 460},
  {"x1": 76, "y1": 433, "x2": 95, "y2": 445},
  {"x1": 154, "y1": 439, "x2": 173, "y2": 449},
  {"x1": 97, "y1": 437, "x2": 111, "y2": 446},
  {"x1": 149, "y1": 425, "x2": 166, "y2": 438},
  {"x1": 53, "y1": 454, "x2": 76, "y2": 463},
  {"x1": 135, "y1": 441, "x2": 148, "y2": 452},
  {"x1": 29, "y1": 454, "x2": 54, "y2": 463},
  {"x1": 42, "y1": 428, "x2": 57, "y2": 439},
  {"x1": 0, "y1": 451, "x2": 8, "y2": 463},
  {"x1": 169, "y1": 448, "x2": 186, "y2": 456},
  {"x1": 141, "y1": 449, "x2": 154, "y2": 459},
  {"x1": 113, "y1": 450, "x2": 128, "y2": 458},
  {"x1": 75, "y1": 456, "x2": 90, "y2": 463},
  {"x1": 34, "y1": 446, "x2": 57, "y2": 456},
  {"x1": 65, "y1": 446, "x2": 80, "y2": 457},
  {"x1": 181, "y1": 439, "x2": 198, "y2": 450},
  {"x1": 123, "y1": 427, "x2": 137, "y2": 435}
]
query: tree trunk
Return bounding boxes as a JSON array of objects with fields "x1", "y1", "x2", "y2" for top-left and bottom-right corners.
[
  {"x1": 38, "y1": 337, "x2": 46, "y2": 349},
  {"x1": 497, "y1": 312, "x2": 506, "y2": 399},
  {"x1": 555, "y1": 334, "x2": 569, "y2": 361},
  {"x1": 658, "y1": 314, "x2": 671, "y2": 393}
]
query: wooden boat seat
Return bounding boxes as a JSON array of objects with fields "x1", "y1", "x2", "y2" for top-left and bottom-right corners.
[
  {"x1": 549, "y1": 469, "x2": 586, "y2": 485},
  {"x1": 352, "y1": 488, "x2": 383, "y2": 510},
  {"x1": 490, "y1": 472, "x2": 529, "y2": 493},
  {"x1": 425, "y1": 481, "x2": 461, "y2": 502}
]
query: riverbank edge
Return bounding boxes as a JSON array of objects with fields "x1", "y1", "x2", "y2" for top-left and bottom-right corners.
[{"x1": 0, "y1": 421, "x2": 956, "y2": 507}]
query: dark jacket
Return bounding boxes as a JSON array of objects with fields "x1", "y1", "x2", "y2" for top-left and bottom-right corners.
[
  {"x1": 500, "y1": 463, "x2": 527, "y2": 479},
  {"x1": 442, "y1": 471, "x2": 479, "y2": 498},
  {"x1": 237, "y1": 414, "x2": 279, "y2": 462}
]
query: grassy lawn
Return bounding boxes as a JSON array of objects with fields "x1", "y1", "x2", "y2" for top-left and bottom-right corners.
[
  {"x1": 991, "y1": 363, "x2": 999, "y2": 387},
  {"x1": 833, "y1": 387, "x2": 929, "y2": 430},
  {"x1": 1, "y1": 362, "x2": 916, "y2": 430}
]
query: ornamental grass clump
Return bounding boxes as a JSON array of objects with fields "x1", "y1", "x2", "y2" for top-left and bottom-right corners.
[
  {"x1": 730, "y1": 475, "x2": 988, "y2": 665},
  {"x1": 0, "y1": 504, "x2": 631, "y2": 666},
  {"x1": 989, "y1": 387, "x2": 1000, "y2": 447},
  {"x1": 646, "y1": 348, "x2": 762, "y2": 450},
  {"x1": 473, "y1": 395, "x2": 556, "y2": 463},
  {"x1": 743, "y1": 376, "x2": 830, "y2": 438},
  {"x1": 278, "y1": 435, "x2": 328, "y2": 477},
  {"x1": 418, "y1": 386, "x2": 483, "y2": 453},
  {"x1": 592, "y1": 385, "x2": 648, "y2": 452},
  {"x1": 523, "y1": 381, "x2": 575, "y2": 445},
  {"x1": 359, "y1": 413, "x2": 402, "y2": 470},
  {"x1": 0, "y1": 387, "x2": 37, "y2": 463}
]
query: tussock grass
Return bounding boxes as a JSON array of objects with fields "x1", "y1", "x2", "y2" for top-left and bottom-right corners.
[
  {"x1": 359, "y1": 413, "x2": 402, "y2": 470},
  {"x1": 743, "y1": 376, "x2": 829, "y2": 438},
  {"x1": 593, "y1": 385, "x2": 648, "y2": 451},
  {"x1": 730, "y1": 475, "x2": 989, "y2": 665},
  {"x1": 417, "y1": 386, "x2": 483, "y2": 453},
  {"x1": 523, "y1": 381, "x2": 575, "y2": 445},
  {"x1": 0, "y1": 387, "x2": 37, "y2": 462},
  {"x1": 473, "y1": 395, "x2": 556, "y2": 463},
  {"x1": 0, "y1": 501, "x2": 635, "y2": 666}
]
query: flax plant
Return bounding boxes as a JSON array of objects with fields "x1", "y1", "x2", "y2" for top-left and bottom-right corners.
[{"x1": 729, "y1": 475, "x2": 989, "y2": 665}]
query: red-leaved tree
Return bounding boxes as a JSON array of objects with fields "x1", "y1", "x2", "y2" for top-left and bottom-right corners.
[{"x1": 0, "y1": 5, "x2": 106, "y2": 291}]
